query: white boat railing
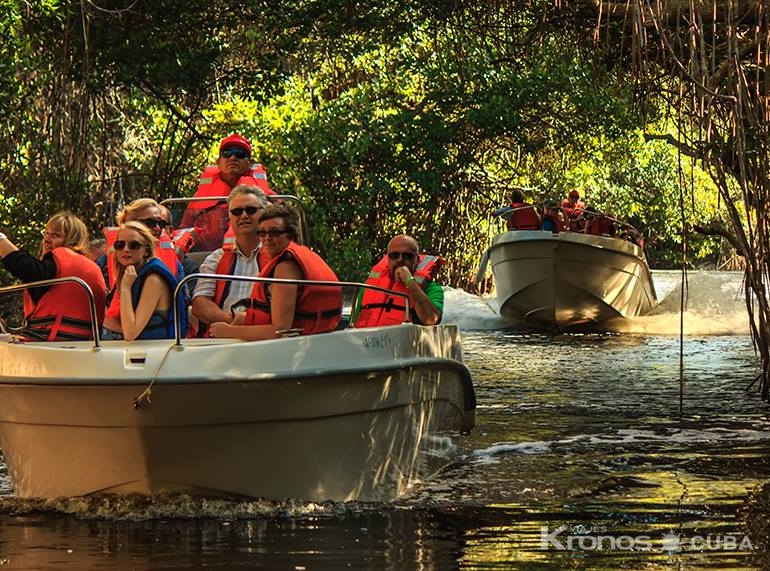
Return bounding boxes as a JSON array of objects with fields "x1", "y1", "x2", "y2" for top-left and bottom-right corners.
[
  {"x1": 173, "y1": 273, "x2": 412, "y2": 347},
  {"x1": 0, "y1": 276, "x2": 103, "y2": 348},
  {"x1": 0, "y1": 274, "x2": 413, "y2": 350}
]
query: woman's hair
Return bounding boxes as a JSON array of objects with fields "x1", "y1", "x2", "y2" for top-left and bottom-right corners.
[
  {"x1": 112, "y1": 221, "x2": 158, "y2": 285},
  {"x1": 42, "y1": 211, "x2": 90, "y2": 257},
  {"x1": 258, "y1": 203, "x2": 300, "y2": 241},
  {"x1": 116, "y1": 198, "x2": 159, "y2": 225}
]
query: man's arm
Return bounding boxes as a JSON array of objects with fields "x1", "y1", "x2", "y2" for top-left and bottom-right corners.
[{"x1": 394, "y1": 266, "x2": 441, "y2": 325}]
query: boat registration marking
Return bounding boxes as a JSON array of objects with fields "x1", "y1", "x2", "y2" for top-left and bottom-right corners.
[{"x1": 363, "y1": 333, "x2": 392, "y2": 349}]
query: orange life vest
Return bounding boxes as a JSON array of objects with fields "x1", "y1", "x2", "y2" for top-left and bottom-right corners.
[
  {"x1": 506, "y1": 202, "x2": 540, "y2": 231},
  {"x1": 22, "y1": 247, "x2": 107, "y2": 341},
  {"x1": 244, "y1": 243, "x2": 341, "y2": 335},
  {"x1": 170, "y1": 227, "x2": 200, "y2": 261},
  {"x1": 179, "y1": 165, "x2": 275, "y2": 252},
  {"x1": 588, "y1": 216, "x2": 617, "y2": 237},
  {"x1": 353, "y1": 254, "x2": 444, "y2": 328},
  {"x1": 102, "y1": 227, "x2": 180, "y2": 320},
  {"x1": 561, "y1": 198, "x2": 586, "y2": 219}
]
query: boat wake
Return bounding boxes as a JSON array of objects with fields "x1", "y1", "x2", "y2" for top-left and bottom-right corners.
[{"x1": 611, "y1": 270, "x2": 751, "y2": 335}]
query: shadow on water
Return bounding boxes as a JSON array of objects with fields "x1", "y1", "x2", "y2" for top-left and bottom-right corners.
[{"x1": 0, "y1": 271, "x2": 767, "y2": 569}]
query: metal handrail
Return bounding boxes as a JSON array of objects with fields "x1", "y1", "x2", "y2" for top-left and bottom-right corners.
[
  {"x1": 173, "y1": 273, "x2": 412, "y2": 347},
  {"x1": 0, "y1": 276, "x2": 102, "y2": 348}
]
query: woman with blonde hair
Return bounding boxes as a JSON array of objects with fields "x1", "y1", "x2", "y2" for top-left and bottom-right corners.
[
  {"x1": 0, "y1": 211, "x2": 107, "y2": 341},
  {"x1": 101, "y1": 221, "x2": 184, "y2": 341}
]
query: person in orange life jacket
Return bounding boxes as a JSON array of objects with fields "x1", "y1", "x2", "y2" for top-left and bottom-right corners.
[
  {"x1": 561, "y1": 189, "x2": 586, "y2": 218},
  {"x1": 101, "y1": 222, "x2": 182, "y2": 341},
  {"x1": 351, "y1": 234, "x2": 444, "y2": 327},
  {"x1": 506, "y1": 189, "x2": 541, "y2": 231},
  {"x1": 191, "y1": 186, "x2": 271, "y2": 332},
  {"x1": 0, "y1": 211, "x2": 107, "y2": 341},
  {"x1": 99, "y1": 198, "x2": 186, "y2": 328},
  {"x1": 541, "y1": 200, "x2": 566, "y2": 233},
  {"x1": 585, "y1": 207, "x2": 618, "y2": 237},
  {"x1": 208, "y1": 203, "x2": 341, "y2": 340},
  {"x1": 158, "y1": 202, "x2": 200, "y2": 279},
  {"x1": 180, "y1": 134, "x2": 275, "y2": 252}
]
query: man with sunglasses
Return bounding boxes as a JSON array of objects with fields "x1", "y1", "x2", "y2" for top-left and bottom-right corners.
[
  {"x1": 180, "y1": 134, "x2": 275, "y2": 252},
  {"x1": 191, "y1": 185, "x2": 271, "y2": 336},
  {"x1": 351, "y1": 234, "x2": 444, "y2": 327}
]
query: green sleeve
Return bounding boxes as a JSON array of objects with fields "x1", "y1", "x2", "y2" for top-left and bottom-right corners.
[{"x1": 420, "y1": 280, "x2": 444, "y2": 324}]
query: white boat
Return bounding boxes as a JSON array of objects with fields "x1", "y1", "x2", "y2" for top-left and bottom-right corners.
[
  {"x1": 0, "y1": 276, "x2": 475, "y2": 502},
  {"x1": 478, "y1": 229, "x2": 657, "y2": 331}
]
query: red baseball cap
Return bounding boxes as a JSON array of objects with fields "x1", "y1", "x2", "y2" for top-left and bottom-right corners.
[
  {"x1": 219, "y1": 134, "x2": 252, "y2": 155},
  {"x1": 568, "y1": 189, "x2": 580, "y2": 198}
]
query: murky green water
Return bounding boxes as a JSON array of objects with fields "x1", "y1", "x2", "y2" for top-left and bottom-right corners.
[{"x1": 0, "y1": 271, "x2": 767, "y2": 569}]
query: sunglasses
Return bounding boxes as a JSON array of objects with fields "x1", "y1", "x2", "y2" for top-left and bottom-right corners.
[
  {"x1": 229, "y1": 206, "x2": 261, "y2": 217},
  {"x1": 256, "y1": 229, "x2": 288, "y2": 238},
  {"x1": 220, "y1": 148, "x2": 250, "y2": 160},
  {"x1": 387, "y1": 251, "x2": 416, "y2": 261},
  {"x1": 138, "y1": 218, "x2": 168, "y2": 230},
  {"x1": 114, "y1": 240, "x2": 145, "y2": 251}
]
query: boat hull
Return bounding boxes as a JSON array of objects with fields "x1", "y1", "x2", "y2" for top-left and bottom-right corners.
[
  {"x1": 0, "y1": 325, "x2": 475, "y2": 502},
  {"x1": 487, "y1": 231, "x2": 657, "y2": 331}
]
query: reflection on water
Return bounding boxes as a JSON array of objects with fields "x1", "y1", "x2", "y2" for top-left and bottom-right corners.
[{"x1": 0, "y1": 272, "x2": 768, "y2": 569}]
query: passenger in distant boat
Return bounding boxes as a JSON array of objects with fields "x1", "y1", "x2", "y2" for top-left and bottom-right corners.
[
  {"x1": 561, "y1": 189, "x2": 586, "y2": 231},
  {"x1": 585, "y1": 208, "x2": 617, "y2": 238},
  {"x1": 506, "y1": 189, "x2": 541, "y2": 231},
  {"x1": 101, "y1": 221, "x2": 184, "y2": 341},
  {"x1": 541, "y1": 200, "x2": 565, "y2": 233},
  {"x1": 351, "y1": 234, "x2": 444, "y2": 327},
  {"x1": 191, "y1": 185, "x2": 271, "y2": 337},
  {"x1": 208, "y1": 203, "x2": 341, "y2": 340},
  {"x1": 180, "y1": 134, "x2": 276, "y2": 252},
  {"x1": 0, "y1": 211, "x2": 106, "y2": 341}
]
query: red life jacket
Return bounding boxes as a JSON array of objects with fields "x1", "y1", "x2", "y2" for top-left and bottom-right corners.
[
  {"x1": 244, "y1": 243, "x2": 341, "y2": 335},
  {"x1": 102, "y1": 227, "x2": 179, "y2": 320},
  {"x1": 22, "y1": 247, "x2": 107, "y2": 341},
  {"x1": 353, "y1": 254, "x2": 444, "y2": 328},
  {"x1": 506, "y1": 202, "x2": 540, "y2": 230},
  {"x1": 179, "y1": 165, "x2": 275, "y2": 252},
  {"x1": 588, "y1": 216, "x2": 617, "y2": 237},
  {"x1": 561, "y1": 198, "x2": 586, "y2": 219},
  {"x1": 170, "y1": 227, "x2": 200, "y2": 261}
]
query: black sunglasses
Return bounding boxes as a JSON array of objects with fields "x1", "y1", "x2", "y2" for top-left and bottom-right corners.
[
  {"x1": 114, "y1": 240, "x2": 145, "y2": 251},
  {"x1": 230, "y1": 206, "x2": 261, "y2": 217},
  {"x1": 387, "y1": 251, "x2": 416, "y2": 261},
  {"x1": 138, "y1": 218, "x2": 168, "y2": 230},
  {"x1": 256, "y1": 229, "x2": 288, "y2": 238},
  {"x1": 220, "y1": 148, "x2": 250, "y2": 160}
]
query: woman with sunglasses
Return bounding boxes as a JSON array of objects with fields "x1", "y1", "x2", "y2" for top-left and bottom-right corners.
[
  {"x1": 0, "y1": 211, "x2": 107, "y2": 341},
  {"x1": 101, "y1": 221, "x2": 184, "y2": 341},
  {"x1": 351, "y1": 234, "x2": 444, "y2": 327},
  {"x1": 208, "y1": 203, "x2": 341, "y2": 340}
]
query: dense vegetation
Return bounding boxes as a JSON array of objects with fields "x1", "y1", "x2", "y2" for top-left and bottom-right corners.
[{"x1": 0, "y1": 0, "x2": 736, "y2": 292}]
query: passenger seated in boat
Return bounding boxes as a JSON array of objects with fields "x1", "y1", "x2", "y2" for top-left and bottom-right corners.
[
  {"x1": 0, "y1": 211, "x2": 107, "y2": 341},
  {"x1": 159, "y1": 202, "x2": 200, "y2": 279},
  {"x1": 351, "y1": 234, "x2": 444, "y2": 327},
  {"x1": 208, "y1": 203, "x2": 341, "y2": 340},
  {"x1": 179, "y1": 134, "x2": 275, "y2": 252},
  {"x1": 101, "y1": 222, "x2": 184, "y2": 341},
  {"x1": 541, "y1": 200, "x2": 565, "y2": 233},
  {"x1": 100, "y1": 198, "x2": 187, "y2": 328},
  {"x1": 86, "y1": 237, "x2": 107, "y2": 262},
  {"x1": 191, "y1": 185, "x2": 272, "y2": 337},
  {"x1": 506, "y1": 189, "x2": 540, "y2": 231},
  {"x1": 561, "y1": 189, "x2": 586, "y2": 218},
  {"x1": 585, "y1": 208, "x2": 618, "y2": 238}
]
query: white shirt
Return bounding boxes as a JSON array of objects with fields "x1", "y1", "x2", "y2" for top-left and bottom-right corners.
[{"x1": 193, "y1": 242, "x2": 261, "y2": 313}]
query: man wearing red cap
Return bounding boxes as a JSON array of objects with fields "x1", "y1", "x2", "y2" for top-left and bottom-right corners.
[{"x1": 180, "y1": 134, "x2": 275, "y2": 251}]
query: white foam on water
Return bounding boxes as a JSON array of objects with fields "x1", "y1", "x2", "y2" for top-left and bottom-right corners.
[
  {"x1": 441, "y1": 286, "x2": 511, "y2": 330},
  {"x1": 471, "y1": 441, "x2": 552, "y2": 462}
]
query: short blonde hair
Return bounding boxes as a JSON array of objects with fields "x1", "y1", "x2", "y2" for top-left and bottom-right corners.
[
  {"x1": 116, "y1": 198, "x2": 159, "y2": 225},
  {"x1": 43, "y1": 211, "x2": 89, "y2": 256}
]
